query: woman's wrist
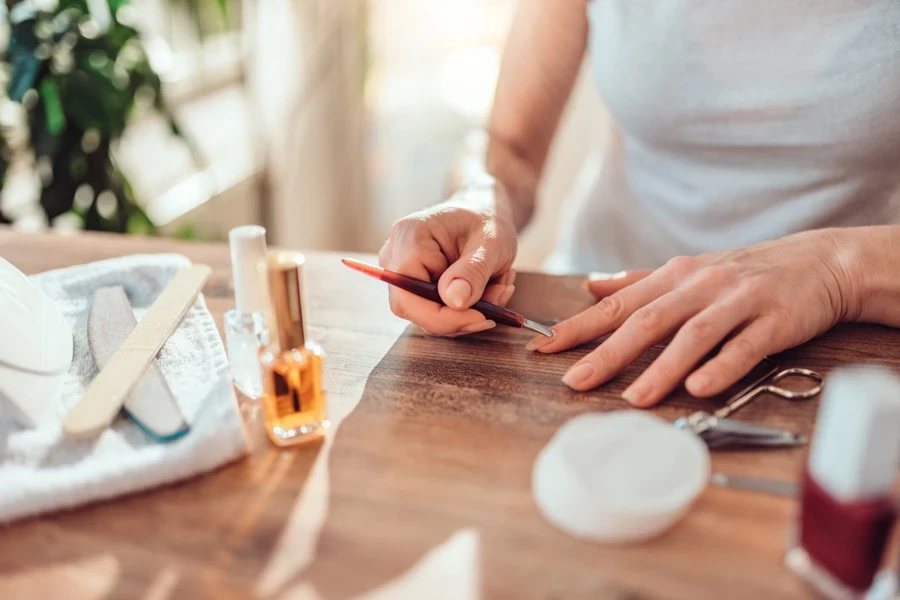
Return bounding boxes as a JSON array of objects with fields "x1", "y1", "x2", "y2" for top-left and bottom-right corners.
[
  {"x1": 448, "y1": 130, "x2": 537, "y2": 231},
  {"x1": 824, "y1": 225, "x2": 900, "y2": 327}
]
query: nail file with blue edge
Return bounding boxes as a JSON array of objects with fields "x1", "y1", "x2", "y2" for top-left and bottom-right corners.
[{"x1": 86, "y1": 285, "x2": 190, "y2": 442}]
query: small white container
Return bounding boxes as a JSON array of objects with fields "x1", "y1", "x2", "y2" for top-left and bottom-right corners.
[
  {"x1": 0, "y1": 255, "x2": 73, "y2": 427},
  {"x1": 532, "y1": 411, "x2": 710, "y2": 543}
]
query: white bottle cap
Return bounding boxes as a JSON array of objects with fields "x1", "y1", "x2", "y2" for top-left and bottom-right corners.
[
  {"x1": 229, "y1": 225, "x2": 268, "y2": 313},
  {"x1": 808, "y1": 365, "x2": 900, "y2": 501}
]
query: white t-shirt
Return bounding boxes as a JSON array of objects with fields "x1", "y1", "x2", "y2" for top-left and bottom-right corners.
[{"x1": 547, "y1": 0, "x2": 900, "y2": 274}]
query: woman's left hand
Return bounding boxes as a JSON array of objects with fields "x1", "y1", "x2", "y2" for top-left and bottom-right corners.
[{"x1": 526, "y1": 230, "x2": 858, "y2": 406}]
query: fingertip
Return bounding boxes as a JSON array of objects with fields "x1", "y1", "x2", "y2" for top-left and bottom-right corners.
[
  {"x1": 480, "y1": 282, "x2": 509, "y2": 305},
  {"x1": 526, "y1": 329, "x2": 555, "y2": 351},
  {"x1": 443, "y1": 278, "x2": 473, "y2": 309},
  {"x1": 533, "y1": 325, "x2": 567, "y2": 353},
  {"x1": 525, "y1": 337, "x2": 547, "y2": 351},
  {"x1": 398, "y1": 292, "x2": 485, "y2": 334},
  {"x1": 588, "y1": 271, "x2": 627, "y2": 282},
  {"x1": 498, "y1": 284, "x2": 516, "y2": 307},
  {"x1": 387, "y1": 289, "x2": 407, "y2": 320},
  {"x1": 685, "y1": 371, "x2": 716, "y2": 397},
  {"x1": 460, "y1": 319, "x2": 496, "y2": 334},
  {"x1": 499, "y1": 268, "x2": 517, "y2": 287},
  {"x1": 583, "y1": 278, "x2": 619, "y2": 299},
  {"x1": 582, "y1": 269, "x2": 654, "y2": 298},
  {"x1": 561, "y1": 361, "x2": 595, "y2": 390},
  {"x1": 621, "y1": 378, "x2": 659, "y2": 407}
]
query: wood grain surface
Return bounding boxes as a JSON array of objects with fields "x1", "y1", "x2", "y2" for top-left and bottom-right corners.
[{"x1": 1, "y1": 229, "x2": 898, "y2": 600}]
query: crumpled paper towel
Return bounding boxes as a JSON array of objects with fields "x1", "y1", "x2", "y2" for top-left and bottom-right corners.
[{"x1": 0, "y1": 253, "x2": 249, "y2": 523}]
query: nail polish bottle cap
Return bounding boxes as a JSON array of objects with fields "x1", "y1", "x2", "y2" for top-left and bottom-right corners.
[
  {"x1": 808, "y1": 365, "x2": 900, "y2": 501},
  {"x1": 265, "y1": 251, "x2": 307, "y2": 352},
  {"x1": 229, "y1": 225, "x2": 268, "y2": 314}
]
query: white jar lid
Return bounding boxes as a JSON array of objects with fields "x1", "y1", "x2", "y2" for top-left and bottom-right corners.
[{"x1": 532, "y1": 411, "x2": 710, "y2": 543}]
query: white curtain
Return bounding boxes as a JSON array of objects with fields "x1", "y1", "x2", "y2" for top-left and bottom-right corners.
[{"x1": 247, "y1": 0, "x2": 371, "y2": 251}]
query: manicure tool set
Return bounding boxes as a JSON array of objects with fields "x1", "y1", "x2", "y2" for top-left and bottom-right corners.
[
  {"x1": 342, "y1": 258, "x2": 900, "y2": 598},
  {"x1": 64, "y1": 265, "x2": 210, "y2": 440},
  {"x1": 6, "y1": 234, "x2": 900, "y2": 599},
  {"x1": 675, "y1": 357, "x2": 824, "y2": 450},
  {"x1": 677, "y1": 358, "x2": 822, "y2": 501}
]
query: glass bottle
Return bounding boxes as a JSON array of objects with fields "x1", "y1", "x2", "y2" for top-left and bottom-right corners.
[
  {"x1": 259, "y1": 251, "x2": 329, "y2": 446},
  {"x1": 224, "y1": 310, "x2": 268, "y2": 399},
  {"x1": 224, "y1": 225, "x2": 269, "y2": 400}
]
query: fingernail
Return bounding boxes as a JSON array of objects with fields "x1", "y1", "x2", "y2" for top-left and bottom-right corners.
[
  {"x1": 687, "y1": 372, "x2": 709, "y2": 394},
  {"x1": 498, "y1": 284, "x2": 516, "y2": 306},
  {"x1": 589, "y1": 271, "x2": 627, "y2": 282},
  {"x1": 622, "y1": 379, "x2": 651, "y2": 405},
  {"x1": 526, "y1": 332, "x2": 553, "y2": 351},
  {"x1": 461, "y1": 320, "x2": 496, "y2": 334},
  {"x1": 445, "y1": 278, "x2": 472, "y2": 309},
  {"x1": 562, "y1": 362, "x2": 595, "y2": 388},
  {"x1": 582, "y1": 271, "x2": 628, "y2": 290}
]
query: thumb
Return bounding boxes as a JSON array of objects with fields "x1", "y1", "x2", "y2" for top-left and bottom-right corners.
[{"x1": 437, "y1": 243, "x2": 505, "y2": 309}]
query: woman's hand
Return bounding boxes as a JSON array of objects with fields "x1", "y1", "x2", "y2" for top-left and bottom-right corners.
[
  {"x1": 526, "y1": 230, "x2": 858, "y2": 406},
  {"x1": 379, "y1": 187, "x2": 519, "y2": 336},
  {"x1": 378, "y1": 0, "x2": 591, "y2": 337}
]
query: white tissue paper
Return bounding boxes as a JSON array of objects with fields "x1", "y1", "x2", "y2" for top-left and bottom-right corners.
[{"x1": 0, "y1": 253, "x2": 249, "y2": 523}]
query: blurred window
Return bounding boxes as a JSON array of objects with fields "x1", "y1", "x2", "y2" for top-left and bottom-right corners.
[{"x1": 135, "y1": 0, "x2": 243, "y2": 103}]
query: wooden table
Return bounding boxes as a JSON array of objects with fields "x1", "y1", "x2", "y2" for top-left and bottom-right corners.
[{"x1": 1, "y1": 229, "x2": 899, "y2": 600}]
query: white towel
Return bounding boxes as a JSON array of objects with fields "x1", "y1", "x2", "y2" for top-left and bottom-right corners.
[{"x1": 0, "y1": 253, "x2": 249, "y2": 523}]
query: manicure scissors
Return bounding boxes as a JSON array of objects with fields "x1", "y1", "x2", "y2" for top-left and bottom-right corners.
[{"x1": 675, "y1": 358, "x2": 824, "y2": 446}]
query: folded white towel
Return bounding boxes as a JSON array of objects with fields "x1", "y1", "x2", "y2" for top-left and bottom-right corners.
[{"x1": 0, "y1": 253, "x2": 249, "y2": 523}]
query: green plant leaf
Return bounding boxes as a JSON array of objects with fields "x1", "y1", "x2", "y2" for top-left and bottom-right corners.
[
  {"x1": 4, "y1": 0, "x2": 204, "y2": 235},
  {"x1": 59, "y1": 66, "x2": 127, "y2": 133},
  {"x1": 126, "y1": 211, "x2": 154, "y2": 235},
  {"x1": 39, "y1": 80, "x2": 67, "y2": 135},
  {"x1": 0, "y1": 123, "x2": 11, "y2": 193},
  {"x1": 174, "y1": 223, "x2": 199, "y2": 240},
  {"x1": 69, "y1": 153, "x2": 87, "y2": 178}
]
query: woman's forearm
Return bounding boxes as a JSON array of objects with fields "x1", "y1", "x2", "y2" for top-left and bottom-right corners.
[
  {"x1": 830, "y1": 225, "x2": 900, "y2": 327},
  {"x1": 446, "y1": 130, "x2": 538, "y2": 231},
  {"x1": 444, "y1": 0, "x2": 589, "y2": 232}
]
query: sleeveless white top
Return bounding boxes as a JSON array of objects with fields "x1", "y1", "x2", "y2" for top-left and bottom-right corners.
[{"x1": 547, "y1": 0, "x2": 900, "y2": 273}]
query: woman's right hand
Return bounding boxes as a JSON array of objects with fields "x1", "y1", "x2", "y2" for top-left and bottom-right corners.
[
  {"x1": 378, "y1": 187, "x2": 519, "y2": 336},
  {"x1": 376, "y1": 0, "x2": 589, "y2": 337}
]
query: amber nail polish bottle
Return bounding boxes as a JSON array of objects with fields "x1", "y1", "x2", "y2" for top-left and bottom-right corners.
[{"x1": 259, "y1": 251, "x2": 329, "y2": 446}]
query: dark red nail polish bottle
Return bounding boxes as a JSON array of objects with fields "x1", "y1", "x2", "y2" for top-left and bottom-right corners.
[{"x1": 786, "y1": 366, "x2": 900, "y2": 599}]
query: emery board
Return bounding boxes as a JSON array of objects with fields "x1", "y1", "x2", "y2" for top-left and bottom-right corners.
[
  {"x1": 88, "y1": 286, "x2": 191, "y2": 443},
  {"x1": 63, "y1": 264, "x2": 212, "y2": 439}
]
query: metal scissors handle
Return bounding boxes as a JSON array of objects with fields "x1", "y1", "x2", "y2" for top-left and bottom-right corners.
[{"x1": 714, "y1": 367, "x2": 824, "y2": 421}]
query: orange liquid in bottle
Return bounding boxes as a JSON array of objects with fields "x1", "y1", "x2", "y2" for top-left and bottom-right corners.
[{"x1": 259, "y1": 341, "x2": 328, "y2": 446}]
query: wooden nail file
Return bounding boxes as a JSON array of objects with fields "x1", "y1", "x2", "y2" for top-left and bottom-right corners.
[
  {"x1": 63, "y1": 265, "x2": 212, "y2": 439},
  {"x1": 88, "y1": 286, "x2": 189, "y2": 442}
]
